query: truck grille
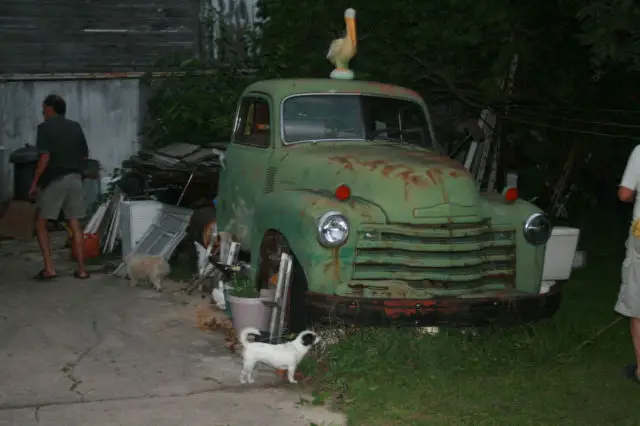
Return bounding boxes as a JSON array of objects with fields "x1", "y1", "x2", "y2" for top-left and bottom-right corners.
[{"x1": 353, "y1": 220, "x2": 516, "y2": 290}]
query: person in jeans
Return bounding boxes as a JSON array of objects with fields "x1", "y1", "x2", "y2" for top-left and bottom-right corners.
[
  {"x1": 28, "y1": 94, "x2": 90, "y2": 280},
  {"x1": 617, "y1": 144, "x2": 640, "y2": 384}
]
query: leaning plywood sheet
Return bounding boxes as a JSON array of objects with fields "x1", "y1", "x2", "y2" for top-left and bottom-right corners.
[
  {"x1": 113, "y1": 203, "x2": 193, "y2": 277},
  {"x1": 101, "y1": 192, "x2": 124, "y2": 254},
  {"x1": 98, "y1": 192, "x2": 122, "y2": 249},
  {"x1": 105, "y1": 200, "x2": 121, "y2": 254},
  {"x1": 120, "y1": 200, "x2": 164, "y2": 258},
  {"x1": 84, "y1": 201, "x2": 108, "y2": 234}
]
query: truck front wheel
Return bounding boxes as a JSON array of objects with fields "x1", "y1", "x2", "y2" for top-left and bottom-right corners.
[{"x1": 257, "y1": 231, "x2": 309, "y2": 334}]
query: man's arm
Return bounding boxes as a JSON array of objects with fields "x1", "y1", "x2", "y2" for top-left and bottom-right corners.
[
  {"x1": 619, "y1": 146, "x2": 640, "y2": 203},
  {"x1": 31, "y1": 124, "x2": 50, "y2": 189}
]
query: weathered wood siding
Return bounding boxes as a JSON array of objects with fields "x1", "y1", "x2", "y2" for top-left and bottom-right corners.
[{"x1": 0, "y1": 0, "x2": 201, "y2": 74}]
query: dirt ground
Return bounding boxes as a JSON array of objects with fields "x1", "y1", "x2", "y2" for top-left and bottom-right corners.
[{"x1": 0, "y1": 233, "x2": 345, "y2": 426}]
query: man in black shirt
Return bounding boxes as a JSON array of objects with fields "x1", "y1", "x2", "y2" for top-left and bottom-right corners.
[{"x1": 29, "y1": 94, "x2": 90, "y2": 280}]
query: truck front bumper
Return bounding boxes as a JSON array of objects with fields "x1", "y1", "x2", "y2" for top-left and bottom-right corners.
[{"x1": 306, "y1": 282, "x2": 564, "y2": 327}]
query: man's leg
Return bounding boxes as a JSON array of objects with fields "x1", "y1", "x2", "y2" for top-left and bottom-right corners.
[
  {"x1": 616, "y1": 233, "x2": 640, "y2": 381},
  {"x1": 632, "y1": 318, "x2": 640, "y2": 376},
  {"x1": 35, "y1": 217, "x2": 55, "y2": 277},
  {"x1": 35, "y1": 181, "x2": 65, "y2": 278},
  {"x1": 61, "y1": 174, "x2": 89, "y2": 278},
  {"x1": 67, "y1": 218, "x2": 87, "y2": 277}
]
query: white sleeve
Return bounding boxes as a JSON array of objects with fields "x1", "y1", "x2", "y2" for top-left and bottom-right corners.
[{"x1": 620, "y1": 145, "x2": 640, "y2": 190}]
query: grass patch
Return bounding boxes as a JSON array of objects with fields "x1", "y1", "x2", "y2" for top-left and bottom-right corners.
[{"x1": 302, "y1": 233, "x2": 639, "y2": 425}]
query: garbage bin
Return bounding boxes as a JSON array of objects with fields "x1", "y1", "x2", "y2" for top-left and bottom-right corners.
[
  {"x1": 9, "y1": 144, "x2": 39, "y2": 202},
  {"x1": 0, "y1": 145, "x2": 6, "y2": 201}
]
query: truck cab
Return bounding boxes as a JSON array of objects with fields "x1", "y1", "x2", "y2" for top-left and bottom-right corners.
[{"x1": 215, "y1": 77, "x2": 566, "y2": 331}]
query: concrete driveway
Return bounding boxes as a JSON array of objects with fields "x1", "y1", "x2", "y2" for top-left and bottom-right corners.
[{"x1": 0, "y1": 236, "x2": 344, "y2": 426}]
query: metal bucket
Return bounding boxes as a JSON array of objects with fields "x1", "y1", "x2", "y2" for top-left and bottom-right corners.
[{"x1": 227, "y1": 289, "x2": 275, "y2": 335}]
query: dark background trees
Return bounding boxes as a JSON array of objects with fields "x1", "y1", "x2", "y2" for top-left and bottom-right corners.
[{"x1": 143, "y1": 0, "x2": 640, "y2": 227}]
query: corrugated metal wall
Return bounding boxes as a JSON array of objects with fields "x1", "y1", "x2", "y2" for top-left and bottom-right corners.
[{"x1": 0, "y1": 78, "x2": 145, "y2": 198}]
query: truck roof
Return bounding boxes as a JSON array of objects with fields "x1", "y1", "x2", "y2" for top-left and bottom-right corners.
[{"x1": 243, "y1": 78, "x2": 423, "y2": 101}]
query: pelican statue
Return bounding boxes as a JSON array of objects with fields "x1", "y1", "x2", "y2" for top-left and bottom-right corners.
[{"x1": 326, "y1": 8, "x2": 357, "y2": 79}]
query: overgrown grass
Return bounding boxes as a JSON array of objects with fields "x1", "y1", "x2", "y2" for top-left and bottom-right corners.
[{"x1": 301, "y1": 226, "x2": 640, "y2": 425}]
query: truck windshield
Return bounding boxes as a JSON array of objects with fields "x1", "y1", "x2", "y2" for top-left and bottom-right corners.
[{"x1": 281, "y1": 94, "x2": 432, "y2": 148}]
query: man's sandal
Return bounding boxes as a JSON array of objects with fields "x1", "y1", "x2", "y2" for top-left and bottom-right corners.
[{"x1": 33, "y1": 270, "x2": 57, "y2": 281}]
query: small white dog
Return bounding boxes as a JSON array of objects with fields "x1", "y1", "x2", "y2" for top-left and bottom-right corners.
[
  {"x1": 239, "y1": 327, "x2": 320, "y2": 384},
  {"x1": 124, "y1": 254, "x2": 171, "y2": 292}
]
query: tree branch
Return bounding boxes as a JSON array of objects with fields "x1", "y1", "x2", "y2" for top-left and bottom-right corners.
[{"x1": 380, "y1": 39, "x2": 489, "y2": 110}]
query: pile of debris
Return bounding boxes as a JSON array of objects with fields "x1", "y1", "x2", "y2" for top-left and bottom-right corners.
[
  {"x1": 80, "y1": 142, "x2": 226, "y2": 273},
  {"x1": 118, "y1": 142, "x2": 225, "y2": 208},
  {"x1": 195, "y1": 302, "x2": 241, "y2": 352},
  {"x1": 85, "y1": 189, "x2": 195, "y2": 275}
]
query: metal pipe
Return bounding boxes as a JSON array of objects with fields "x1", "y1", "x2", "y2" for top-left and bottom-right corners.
[{"x1": 176, "y1": 172, "x2": 195, "y2": 206}]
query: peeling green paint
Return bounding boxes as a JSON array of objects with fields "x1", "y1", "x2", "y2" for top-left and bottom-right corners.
[{"x1": 215, "y1": 78, "x2": 548, "y2": 302}]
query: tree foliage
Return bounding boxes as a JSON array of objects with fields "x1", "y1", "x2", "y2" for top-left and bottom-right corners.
[
  {"x1": 141, "y1": 0, "x2": 640, "y2": 221},
  {"x1": 576, "y1": 0, "x2": 640, "y2": 74},
  {"x1": 141, "y1": 57, "x2": 255, "y2": 148}
]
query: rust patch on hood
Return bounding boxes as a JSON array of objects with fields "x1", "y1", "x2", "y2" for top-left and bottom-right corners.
[
  {"x1": 303, "y1": 193, "x2": 342, "y2": 209},
  {"x1": 328, "y1": 156, "x2": 354, "y2": 170},
  {"x1": 329, "y1": 155, "x2": 459, "y2": 200},
  {"x1": 404, "y1": 150, "x2": 470, "y2": 173}
]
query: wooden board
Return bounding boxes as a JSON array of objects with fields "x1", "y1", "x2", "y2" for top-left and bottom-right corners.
[{"x1": 0, "y1": 200, "x2": 37, "y2": 240}]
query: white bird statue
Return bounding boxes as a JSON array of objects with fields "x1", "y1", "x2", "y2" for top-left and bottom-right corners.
[{"x1": 326, "y1": 8, "x2": 357, "y2": 80}]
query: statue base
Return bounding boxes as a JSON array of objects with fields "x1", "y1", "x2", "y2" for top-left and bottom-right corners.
[{"x1": 329, "y1": 68, "x2": 354, "y2": 80}]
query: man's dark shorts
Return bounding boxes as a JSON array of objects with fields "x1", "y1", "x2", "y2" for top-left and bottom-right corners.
[{"x1": 36, "y1": 174, "x2": 85, "y2": 220}]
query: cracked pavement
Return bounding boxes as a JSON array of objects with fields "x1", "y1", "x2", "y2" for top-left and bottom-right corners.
[{"x1": 0, "y1": 236, "x2": 345, "y2": 426}]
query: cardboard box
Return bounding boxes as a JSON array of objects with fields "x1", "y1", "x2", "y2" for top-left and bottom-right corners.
[{"x1": 0, "y1": 200, "x2": 37, "y2": 240}]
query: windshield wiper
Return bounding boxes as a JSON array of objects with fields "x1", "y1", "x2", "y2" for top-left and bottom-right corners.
[{"x1": 365, "y1": 127, "x2": 423, "y2": 141}]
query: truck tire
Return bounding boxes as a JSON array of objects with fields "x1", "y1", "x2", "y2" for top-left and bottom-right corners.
[
  {"x1": 257, "y1": 231, "x2": 308, "y2": 334},
  {"x1": 187, "y1": 206, "x2": 217, "y2": 247}
]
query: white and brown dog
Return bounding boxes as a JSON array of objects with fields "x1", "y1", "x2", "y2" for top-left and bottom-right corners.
[
  {"x1": 239, "y1": 327, "x2": 320, "y2": 384},
  {"x1": 124, "y1": 254, "x2": 171, "y2": 292}
]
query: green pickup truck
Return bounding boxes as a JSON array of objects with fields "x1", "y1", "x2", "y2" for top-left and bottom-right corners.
[{"x1": 215, "y1": 77, "x2": 562, "y2": 332}]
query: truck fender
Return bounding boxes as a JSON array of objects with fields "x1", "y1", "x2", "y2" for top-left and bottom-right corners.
[
  {"x1": 248, "y1": 189, "x2": 387, "y2": 286},
  {"x1": 482, "y1": 198, "x2": 547, "y2": 293}
]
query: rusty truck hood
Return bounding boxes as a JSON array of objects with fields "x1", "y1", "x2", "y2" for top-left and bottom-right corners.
[{"x1": 277, "y1": 142, "x2": 482, "y2": 222}]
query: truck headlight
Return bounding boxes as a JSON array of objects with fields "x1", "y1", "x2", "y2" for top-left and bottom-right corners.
[
  {"x1": 523, "y1": 212, "x2": 551, "y2": 245},
  {"x1": 317, "y1": 211, "x2": 349, "y2": 247}
]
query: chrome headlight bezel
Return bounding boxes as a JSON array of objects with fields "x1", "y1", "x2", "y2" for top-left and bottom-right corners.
[
  {"x1": 316, "y1": 210, "x2": 350, "y2": 248},
  {"x1": 523, "y1": 212, "x2": 551, "y2": 245}
]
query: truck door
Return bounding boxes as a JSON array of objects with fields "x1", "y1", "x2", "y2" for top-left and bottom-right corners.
[{"x1": 217, "y1": 94, "x2": 274, "y2": 249}]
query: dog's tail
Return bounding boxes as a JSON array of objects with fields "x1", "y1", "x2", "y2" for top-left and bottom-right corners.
[{"x1": 239, "y1": 327, "x2": 261, "y2": 346}]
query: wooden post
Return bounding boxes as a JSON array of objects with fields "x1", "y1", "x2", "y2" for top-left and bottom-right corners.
[{"x1": 488, "y1": 53, "x2": 519, "y2": 193}]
